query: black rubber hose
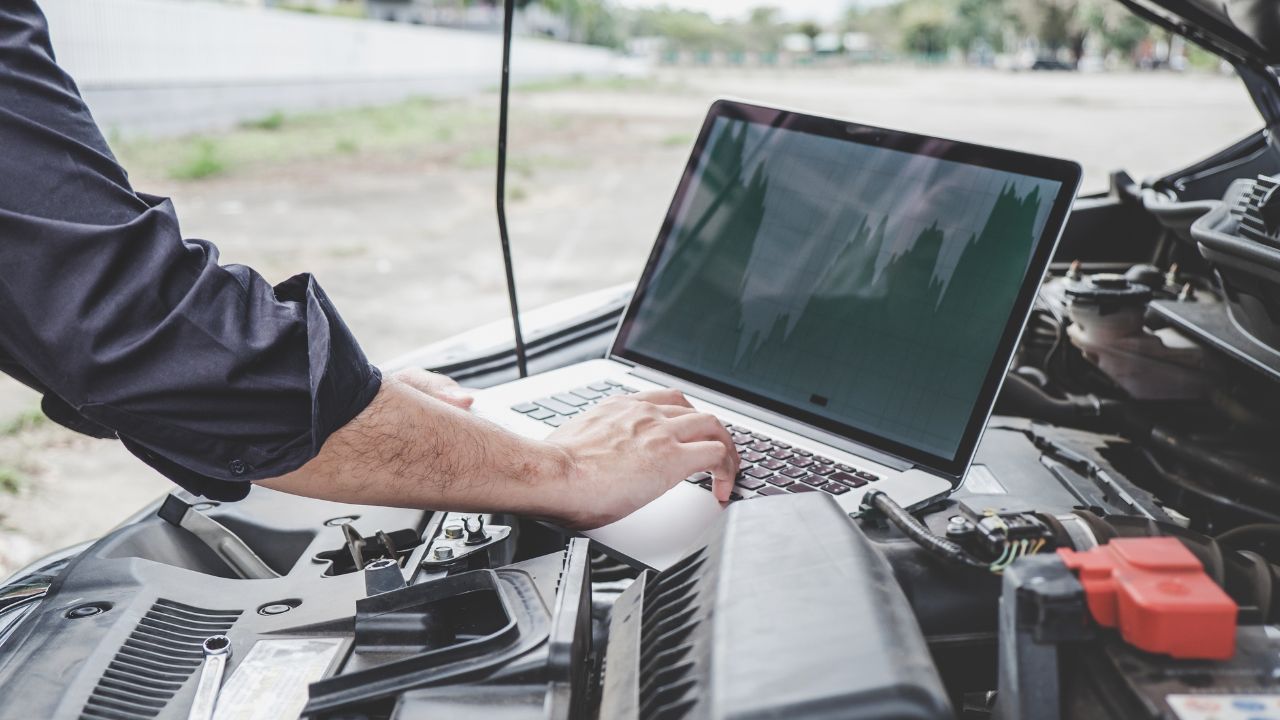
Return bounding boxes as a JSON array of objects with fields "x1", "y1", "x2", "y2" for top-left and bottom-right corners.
[
  {"x1": 999, "y1": 372, "x2": 1280, "y2": 504},
  {"x1": 1217, "y1": 524, "x2": 1280, "y2": 546},
  {"x1": 996, "y1": 372, "x2": 1104, "y2": 425},
  {"x1": 1145, "y1": 427, "x2": 1280, "y2": 505},
  {"x1": 863, "y1": 490, "x2": 990, "y2": 570}
]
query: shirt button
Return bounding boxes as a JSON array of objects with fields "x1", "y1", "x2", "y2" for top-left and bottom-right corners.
[{"x1": 229, "y1": 459, "x2": 247, "y2": 476}]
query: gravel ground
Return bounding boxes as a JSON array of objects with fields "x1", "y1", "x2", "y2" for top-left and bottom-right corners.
[{"x1": 0, "y1": 66, "x2": 1261, "y2": 577}]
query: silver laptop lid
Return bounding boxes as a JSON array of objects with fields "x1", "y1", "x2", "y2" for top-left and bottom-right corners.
[{"x1": 610, "y1": 100, "x2": 1081, "y2": 483}]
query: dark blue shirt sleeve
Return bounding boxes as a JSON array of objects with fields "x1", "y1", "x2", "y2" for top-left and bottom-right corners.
[{"x1": 0, "y1": 1, "x2": 382, "y2": 500}]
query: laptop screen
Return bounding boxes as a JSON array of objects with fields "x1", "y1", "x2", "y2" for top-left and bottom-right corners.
[{"x1": 612, "y1": 101, "x2": 1080, "y2": 478}]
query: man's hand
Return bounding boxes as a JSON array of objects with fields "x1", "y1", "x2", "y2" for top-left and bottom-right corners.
[
  {"x1": 259, "y1": 372, "x2": 737, "y2": 533},
  {"x1": 544, "y1": 389, "x2": 739, "y2": 529}
]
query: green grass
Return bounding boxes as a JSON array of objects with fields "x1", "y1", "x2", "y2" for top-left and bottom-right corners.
[
  {"x1": 661, "y1": 133, "x2": 693, "y2": 147},
  {"x1": 1, "y1": 407, "x2": 46, "y2": 437},
  {"x1": 511, "y1": 74, "x2": 666, "y2": 94},
  {"x1": 241, "y1": 111, "x2": 286, "y2": 131},
  {"x1": 0, "y1": 466, "x2": 25, "y2": 495},
  {"x1": 113, "y1": 97, "x2": 495, "y2": 182},
  {"x1": 169, "y1": 139, "x2": 227, "y2": 180}
]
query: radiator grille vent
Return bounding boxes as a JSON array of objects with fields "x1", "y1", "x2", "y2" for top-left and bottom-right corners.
[
  {"x1": 637, "y1": 549, "x2": 707, "y2": 720},
  {"x1": 1231, "y1": 174, "x2": 1280, "y2": 247},
  {"x1": 80, "y1": 599, "x2": 241, "y2": 720}
]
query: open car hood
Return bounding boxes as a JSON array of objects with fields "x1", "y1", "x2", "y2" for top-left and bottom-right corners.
[
  {"x1": 1125, "y1": 0, "x2": 1280, "y2": 66},
  {"x1": 1120, "y1": 0, "x2": 1280, "y2": 126}
]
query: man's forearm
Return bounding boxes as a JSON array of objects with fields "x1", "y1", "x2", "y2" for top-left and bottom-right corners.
[{"x1": 259, "y1": 374, "x2": 570, "y2": 517}]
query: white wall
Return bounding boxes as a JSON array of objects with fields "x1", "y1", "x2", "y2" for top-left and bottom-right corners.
[{"x1": 37, "y1": 0, "x2": 619, "y2": 136}]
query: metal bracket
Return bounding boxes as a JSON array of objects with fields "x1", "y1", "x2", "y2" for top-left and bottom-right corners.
[
  {"x1": 420, "y1": 513, "x2": 511, "y2": 568},
  {"x1": 157, "y1": 494, "x2": 279, "y2": 580}
]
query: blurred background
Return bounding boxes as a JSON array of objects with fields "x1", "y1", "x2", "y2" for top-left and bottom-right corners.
[{"x1": 0, "y1": 0, "x2": 1262, "y2": 575}]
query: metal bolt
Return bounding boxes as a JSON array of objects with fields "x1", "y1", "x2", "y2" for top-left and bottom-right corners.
[
  {"x1": 442, "y1": 523, "x2": 464, "y2": 540},
  {"x1": 259, "y1": 603, "x2": 293, "y2": 616},
  {"x1": 66, "y1": 604, "x2": 104, "y2": 619},
  {"x1": 432, "y1": 546, "x2": 455, "y2": 561}
]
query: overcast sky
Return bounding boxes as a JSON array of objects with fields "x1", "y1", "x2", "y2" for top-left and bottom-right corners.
[{"x1": 614, "y1": 0, "x2": 895, "y2": 23}]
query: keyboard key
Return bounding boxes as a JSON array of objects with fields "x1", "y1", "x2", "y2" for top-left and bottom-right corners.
[
  {"x1": 800, "y1": 474, "x2": 827, "y2": 486},
  {"x1": 617, "y1": 385, "x2": 638, "y2": 393},
  {"x1": 767, "y1": 476, "x2": 794, "y2": 488},
  {"x1": 686, "y1": 471, "x2": 712, "y2": 484},
  {"x1": 792, "y1": 449, "x2": 812, "y2": 457},
  {"x1": 771, "y1": 441, "x2": 791, "y2": 450},
  {"x1": 836, "y1": 463, "x2": 855, "y2": 473},
  {"x1": 728, "y1": 492, "x2": 744, "y2": 502},
  {"x1": 571, "y1": 387, "x2": 603, "y2": 401},
  {"x1": 587, "y1": 382, "x2": 612, "y2": 392},
  {"x1": 788, "y1": 457, "x2": 813, "y2": 469},
  {"x1": 735, "y1": 477, "x2": 766, "y2": 491},
  {"x1": 553, "y1": 393, "x2": 589, "y2": 407},
  {"x1": 813, "y1": 456, "x2": 834, "y2": 466},
  {"x1": 740, "y1": 451, "x2": 766, "y2": 463},
  {"x1": 751, "y1": 432, "x2": 769, "y2": 441},
  {"x1": 536, "y1": 398, "x2": 580, "y2": 415},
  {"x1": 823, "y1": 482, "x2": 850, "y2": 495},
  {"x1": 780, "y1": 466, "x2": 808, "y2": 479},
  {"x1": 748, "y1": 442, "x2": 771, "y2": 453},
  {"x1": 511, "y1": 402, "x2": 540, "y2": 413},
  {"x1": 788, "y1": 484, "x2": 817, "y2": 493},
  {"x1": 605, "y1": 379, "x2": 622, "y2": 387},
  {"x1": 543, "y1": 416, "x2": 566, "y2": 428},
  {"x1": 732, "y1": 433, "x2": 752, "y2": 444},
  {"x1": 527, "y1": 407, "x2": 556, "y2": 421},
  {"x1": 760, "y1": 459, "x2": 786, "y2": 471},
  {"x1": 768, "y1": 449, "x2": 794, "y2": 461},
  {"x1": 855, "y1": 471, "x2": 880, "y2": 483},
  {"x1": 601, "y1": 387, "x2": 629, "y2": 396},
  {"x1": 829, "y1": 471, "x2": 866, "y2": 488},
  {"x1": 743, "y1": 466, "x2": 774, "y2": 479},
  {"x1": 809, "y1": 465, "x2": 835, "y2": 476},
  {"x1": 757, "y1": 486, "x2": 788, "y2": 496}
]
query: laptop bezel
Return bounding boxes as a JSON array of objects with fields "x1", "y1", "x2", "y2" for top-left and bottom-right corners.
[{"x1": 608, "y1": 99, "x2": 1082, "y2": 483}]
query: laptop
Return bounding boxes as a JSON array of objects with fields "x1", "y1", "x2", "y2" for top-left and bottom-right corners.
[{"x1": 474, "y1": 99, "x2": 1082, "y2": 569}]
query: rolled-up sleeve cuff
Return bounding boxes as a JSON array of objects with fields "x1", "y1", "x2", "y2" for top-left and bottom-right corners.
[{"x1": 80, "y1": 272, "x2": 382, "y2": 500}]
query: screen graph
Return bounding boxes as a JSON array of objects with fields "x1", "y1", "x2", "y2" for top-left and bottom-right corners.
[{"x1": 621, "y1": 117, "x2": 1062, "y2": 459}]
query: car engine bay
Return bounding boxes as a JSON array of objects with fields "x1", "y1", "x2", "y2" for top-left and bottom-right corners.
[{"x1": 2, "y1": 137, "x2": 1280, "y2": 719}]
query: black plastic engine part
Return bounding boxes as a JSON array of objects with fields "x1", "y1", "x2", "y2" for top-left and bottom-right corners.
[
  {"x1": 955, "y1": 496, "x2": 1056, "y2": 559},
  {"x1": 991, "y1": 554, "x2": 1092, "y2": 720},
  {"x1": 600, "y1": 492, "x2": 953, "y2": 720},
  {"x1": 305, "y1": 539, "x2": 593, "y2": 718},
  {"x1": 1189, "y1": 176, "x2": 1280, "y2": 358}
]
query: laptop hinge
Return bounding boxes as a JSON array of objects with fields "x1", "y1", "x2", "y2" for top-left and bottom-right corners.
[{"x1": 624, "y1": 364, "x2": 915, "y2": 474}]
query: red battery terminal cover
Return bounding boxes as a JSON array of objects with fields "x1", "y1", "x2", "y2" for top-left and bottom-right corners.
[{"x1": 1057, "y1": 537, "x2": 1237, "y2": 660}]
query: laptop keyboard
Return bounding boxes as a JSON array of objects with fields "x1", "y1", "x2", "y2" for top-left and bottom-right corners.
[{"x1": 509, "y1": 380, "x2": 881, "y2": 502}]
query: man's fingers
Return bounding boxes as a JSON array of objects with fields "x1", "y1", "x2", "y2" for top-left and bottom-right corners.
[
  {"x1": 679, "y1": 440, "x2": 736, "y2": 502},
  {"x1": 630, "y1": 388, "x2": 694, "y2": 409},
  {"x1": 666, "y1": 414, "x2": 739, "y2": 477},
  {"x1": 665, "y1": 412, "x2": 736, "y2": 448}
]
